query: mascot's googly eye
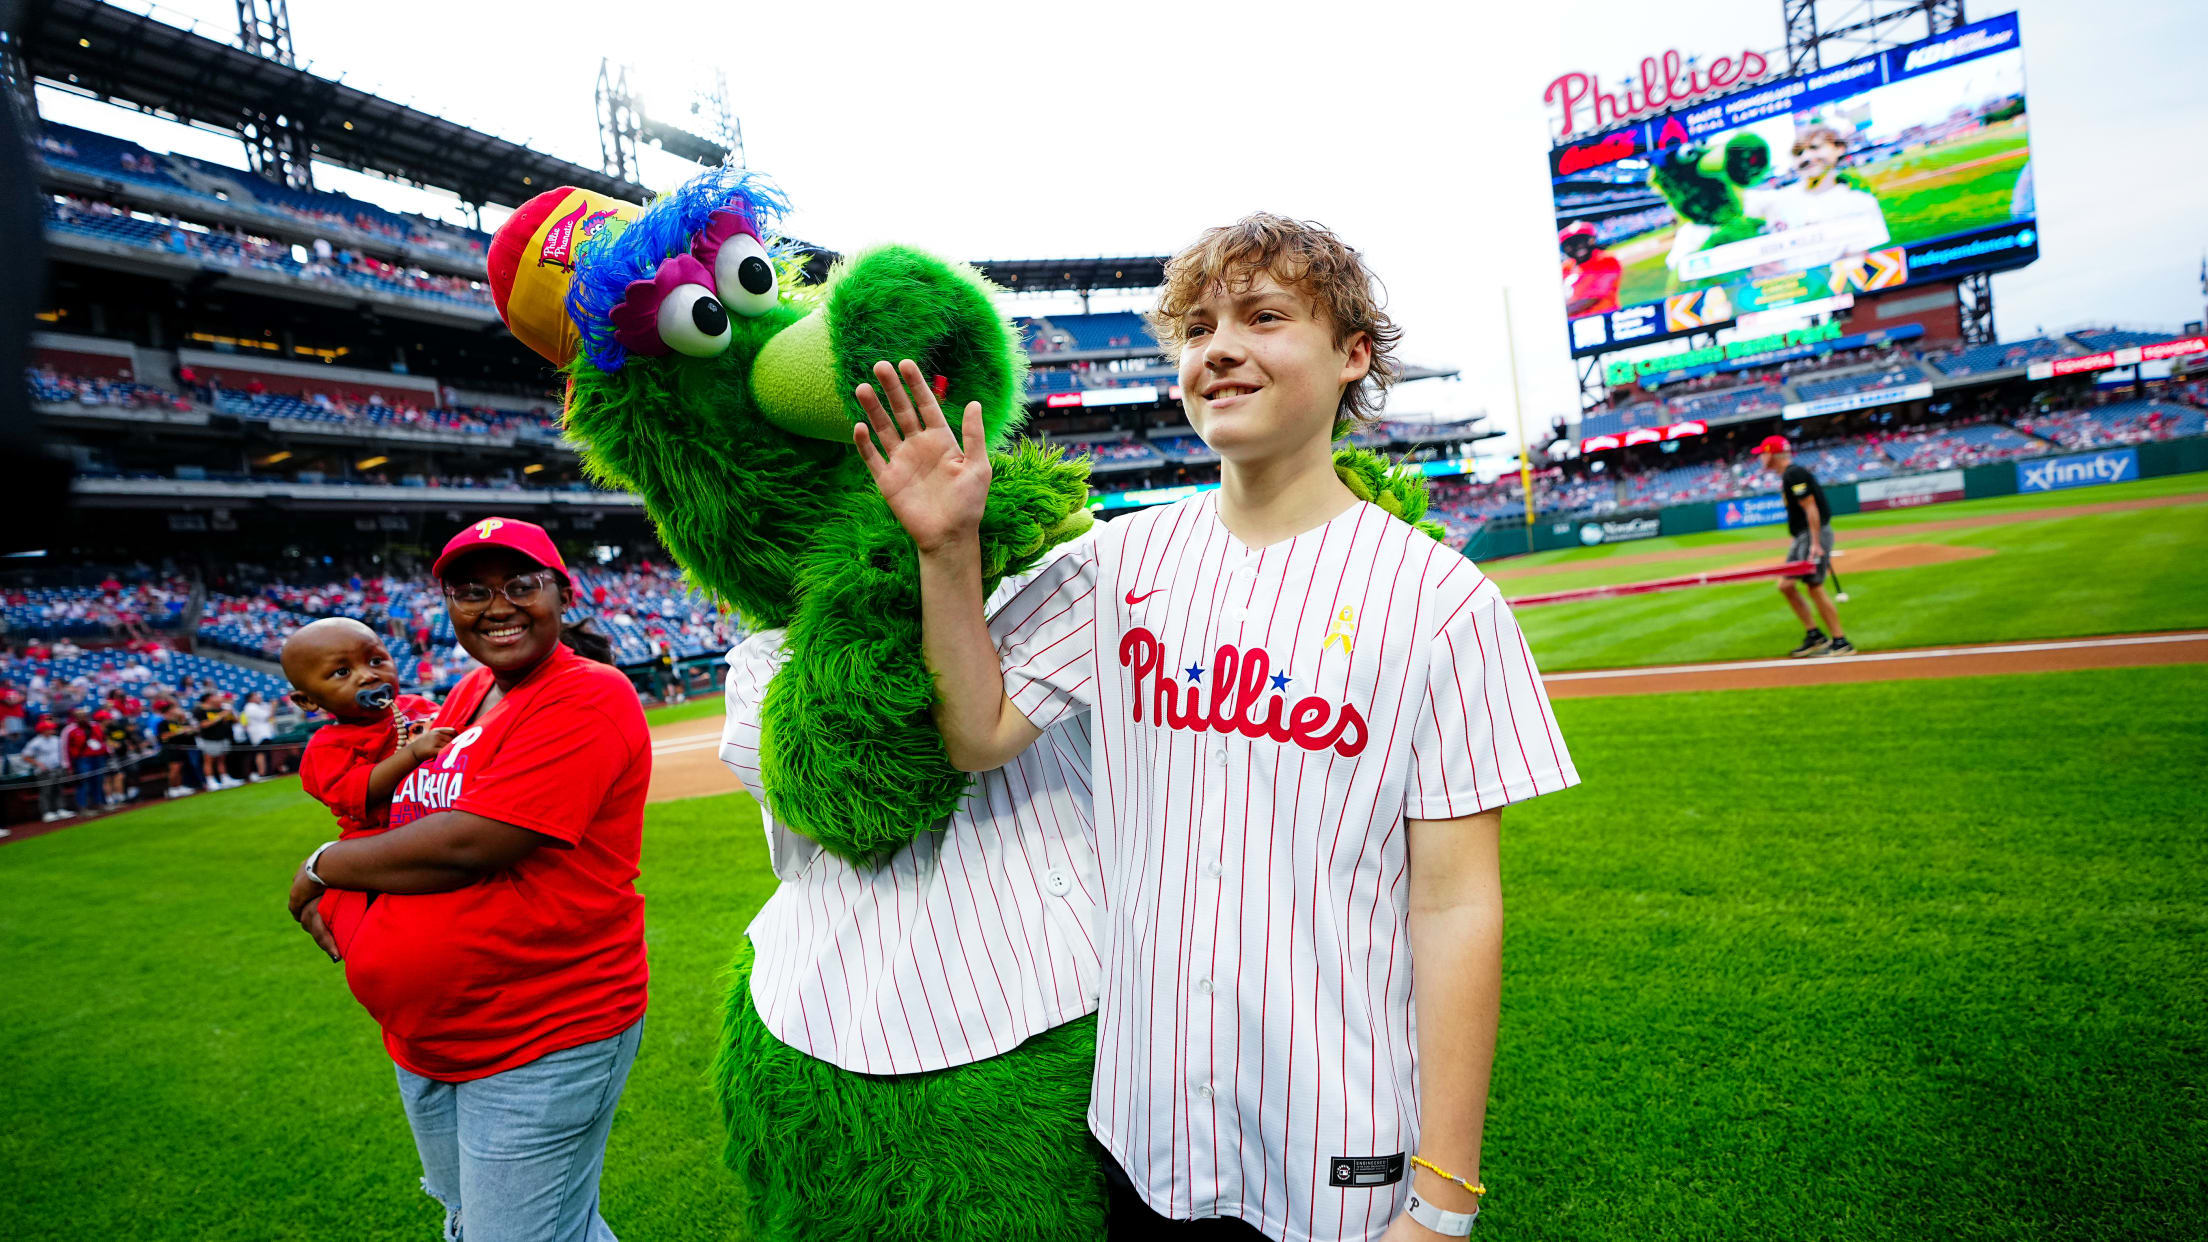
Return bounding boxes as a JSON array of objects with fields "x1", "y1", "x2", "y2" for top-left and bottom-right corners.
[
  {"x1": 693, "y1": 207, "x2": 777, "y2": 318},
  {"x1": 609, "y1": 253, "x2": 728, "y2": 358},
  {"x1": 713, "y1": 233, "x2": 778, "y2": 318},
  {"x1": 659, "y1": 284, "x2": 732, "y2": 357}
]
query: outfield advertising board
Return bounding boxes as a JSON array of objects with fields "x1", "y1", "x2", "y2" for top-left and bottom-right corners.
[
  {"x1": 1717, "y1": 494, "x2": 1789, "y2": 529},
  {"x1": 2017, "y1": 448, "x2": 2137, "y2": 493},
  {"x1": 1783, "y1": 381, "x2": 1935, "y2": 420},
  {"x1": 1858, "y1": 469, "x2": 1964, "y2": 510},
  {"x1": 1578, "y1": 513, "x2": 1663, "y2": 545},
  {"x1": 1555, "y1": 14, "x2": 2036, "y2": 358}
]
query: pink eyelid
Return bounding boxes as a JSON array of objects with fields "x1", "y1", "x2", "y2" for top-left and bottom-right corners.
[
  {"x1": 609, "y1": 253, "x2": 716, "y2": 356},
  {"x1": 692, "y1": 208, "x2": 761, "y2": 267}
]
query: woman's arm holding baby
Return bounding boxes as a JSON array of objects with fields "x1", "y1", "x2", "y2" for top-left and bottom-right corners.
[{"x1": 287, "y1": 809, "x2": 548, "y2": 957}]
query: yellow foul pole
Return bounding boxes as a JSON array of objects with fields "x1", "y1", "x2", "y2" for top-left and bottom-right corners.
[{"x1": 1502, "y1": 288, "x2": 1535, "y2": 553}]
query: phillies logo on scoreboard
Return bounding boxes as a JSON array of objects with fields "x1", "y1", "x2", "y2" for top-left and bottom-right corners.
[
  {"x1": 1118, "y1": 627, "x2": 1368, "y2": 758},
  {"x1": 1545, "y1": 48, "x2": 1772, "y2": 137}
]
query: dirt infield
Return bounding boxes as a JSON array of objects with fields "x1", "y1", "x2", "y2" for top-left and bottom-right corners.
[
  {"x1": 1484, "y1": 491, "x2": 2208, "y2": 581},
  {"x1": 642, "y1": 630, "x2": 2208, "y2": 802},
  {"x1": 649, "y1": 719, "x2": 744, "y2": 804}
]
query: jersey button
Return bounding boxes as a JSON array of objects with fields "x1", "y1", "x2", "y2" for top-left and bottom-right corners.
[
  {"x1": 1212, "y1": 747, "x2": 1229, "y2": 766},
  {"x1": 1195, "y1": 977, "x2": 1214, "y2": 994},
  {"x1": 1206, "y1": 861, "x2": 1224, "y2": 879},
  {"x1": 1043, "y1": 868, "x2": 1072, "y2": 897},
  {"x1": 1195, "y1": 1082, "x2": 1215, "y2": 1100}
]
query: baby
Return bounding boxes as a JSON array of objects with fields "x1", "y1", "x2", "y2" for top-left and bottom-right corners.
[{"x1": 280, "y1": 617, "x2": 453, "y2": 958}]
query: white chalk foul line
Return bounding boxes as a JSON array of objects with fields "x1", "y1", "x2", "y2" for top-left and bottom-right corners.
[
  {"x1": 1541, "y1": 632, "x2": 2208, "y2": 683},
  {"x1": 651, "y1": 736, "x2": 726, "y2": 756}
]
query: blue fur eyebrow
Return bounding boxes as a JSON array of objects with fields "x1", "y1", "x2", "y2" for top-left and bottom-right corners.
[{"x1": 567, "y1": 164, "x2": 792, "y2": 373}]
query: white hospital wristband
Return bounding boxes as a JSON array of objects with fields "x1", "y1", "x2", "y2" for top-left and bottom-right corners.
[{"x1": 1404, "y1": 1190, "x2": 1478, "y2": 1235}]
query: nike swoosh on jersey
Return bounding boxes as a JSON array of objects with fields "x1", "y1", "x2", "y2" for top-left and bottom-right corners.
[{"x1": 1124, "y1": 587, "x2": 1166, "y2": 606}]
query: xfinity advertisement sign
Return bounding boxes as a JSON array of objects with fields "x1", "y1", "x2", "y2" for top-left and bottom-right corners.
[{"x1": 2018, "y1": 448, "x2": 2138, "y2": 493}]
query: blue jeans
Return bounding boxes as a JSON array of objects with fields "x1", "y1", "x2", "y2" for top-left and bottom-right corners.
[
  {"x1": 72, "y1": 755, "x2": 104, "y2": 809},
  {"x1": 394, "y1": 1018, "x2": 643, "y2": 1242}
]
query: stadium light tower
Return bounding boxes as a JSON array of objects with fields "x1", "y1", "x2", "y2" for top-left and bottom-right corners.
[
  {"x1": 597, "y1": 59, "x2": 742, "y2": 186},
  {"x1": 233, "y1": 0, "x2": 313, "y2": 191}
]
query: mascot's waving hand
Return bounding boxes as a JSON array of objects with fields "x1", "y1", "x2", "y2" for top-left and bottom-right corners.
[{"x1": 488, "y1": 167, "x2": 1105, "y2": 1241}]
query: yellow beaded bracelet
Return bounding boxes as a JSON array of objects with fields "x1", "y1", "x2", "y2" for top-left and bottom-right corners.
[{"x1": 1409, "y1": 1156, "x2": 1487, "y2": 1198}]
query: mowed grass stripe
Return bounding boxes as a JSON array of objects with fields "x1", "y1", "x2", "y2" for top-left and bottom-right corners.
[{"x1": 2, "y1": 668, "x2": 2202, "y2": 1239}]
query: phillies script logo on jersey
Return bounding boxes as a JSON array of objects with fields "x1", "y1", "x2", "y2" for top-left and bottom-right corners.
[{"x1": 1119, "y1": 627, "x2": 1367, "y2": 757}]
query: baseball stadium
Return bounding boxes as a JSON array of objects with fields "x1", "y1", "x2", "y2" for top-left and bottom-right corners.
[{"x1": 0, "y1": 1, "x2": 2201, "y2": 1240}]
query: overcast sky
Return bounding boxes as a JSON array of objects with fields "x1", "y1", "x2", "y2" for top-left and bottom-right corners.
[{"x1": 36, "y1": 0, "x2": 2208, "y2": 455}]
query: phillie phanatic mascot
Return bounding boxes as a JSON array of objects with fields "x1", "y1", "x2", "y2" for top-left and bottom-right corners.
[
  {"x1": 484, "y1": 166, "x2": 1104, "y2": 1240},
  {"x1": 1654, "y1": 130, "x2": 1774, "y2": 283}
]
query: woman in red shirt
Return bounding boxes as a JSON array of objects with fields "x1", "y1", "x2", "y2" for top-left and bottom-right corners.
[{"x1": 287, "y1": 517, "x2": 649, "y2": 1242}]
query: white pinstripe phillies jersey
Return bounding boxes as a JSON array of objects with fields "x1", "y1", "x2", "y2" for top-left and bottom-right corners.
[
  {"x1": 991, "y1": 494, "x2": 1578, "y2": 1242},
  {"x1": 719, "y1": 626, "x2": 1101, "y2": 1076}
]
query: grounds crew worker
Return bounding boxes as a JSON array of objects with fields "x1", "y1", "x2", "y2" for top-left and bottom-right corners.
[{"x1": 1752, "y1": 434, "x2": 1857, "y2": 658}]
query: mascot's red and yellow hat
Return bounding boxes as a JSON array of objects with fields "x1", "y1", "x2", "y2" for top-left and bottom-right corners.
[{"x1": 487, "y1": 187, "x2": 638, "y2": 365}]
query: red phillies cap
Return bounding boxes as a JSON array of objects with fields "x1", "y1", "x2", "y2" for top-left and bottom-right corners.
[
  {"x1": 35, "y1": 718, "x2": 57, "y2": 732},
  {"x1": 1750, "y1": 435, "x2": 1792, "y2": 455},
  {"x1": 432, "y1": 517, "x2": 570, "y2": 580}
]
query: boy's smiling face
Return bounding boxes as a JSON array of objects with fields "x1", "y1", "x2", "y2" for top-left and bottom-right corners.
[{"x1": 1177, "y1": 270, "x2": 1371, "y2": 466}]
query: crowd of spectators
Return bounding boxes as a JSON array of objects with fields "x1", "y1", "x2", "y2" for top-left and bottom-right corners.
[
  {"x1": 198, "y1": 561, "x2": 746, "y2": 694},
  {"x1": 2014, "y1": 401, "x2": 2208, "y2": 451},
  {"x1": 2, "y1": 577, "x2": 191, "y2": 639},
  {"x1": 0, "y1": 642, "x2": 297, "y2": 825},
  {"x1": 46, "y1": 195, "x2": 494, "y2": 311},
  {"x1": 25, "y1": 365, "x2": 195, "y2": 414}
]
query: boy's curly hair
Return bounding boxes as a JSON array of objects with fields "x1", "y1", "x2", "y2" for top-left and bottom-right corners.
[{"x1": 1147, "y1": 213, "x2": 1403, "y2": 435}]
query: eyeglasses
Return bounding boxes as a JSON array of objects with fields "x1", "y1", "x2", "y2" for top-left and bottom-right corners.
[{"x1": 443, "y1": 570, "x2": 555, "y2": 610}]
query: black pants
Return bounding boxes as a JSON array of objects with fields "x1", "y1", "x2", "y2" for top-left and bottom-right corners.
[{"x1": 1105, "y1": 1150, "x2": 1270, "y2": 1240}]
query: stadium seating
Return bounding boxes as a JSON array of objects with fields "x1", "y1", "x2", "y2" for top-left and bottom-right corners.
[
  {"x1": 1793, "y1": 441, "x2": 1896, "y2": 483},
  {"x1": 202, "y1": 565, "x2": 749, "y2": 691},
  {"x1": 2015, "y1": 402, "x2": 2208, "y2": 450},
  {"x1": 1879, "y1": 422, "x2": 2046, "y2": 472},
  {"x1": 1580, "y1": 403, "x2": 1671, "y2": 439},
  {"x1": 1927, "y1": 337, "x2": 2069, "y2": 377},
  {"x1": 25, "y1": 368, "x2": 188, "y2": 412},
  {"x1": 38, "y1": 123, "x2": 488, "y2": 263},
  {"x1": 1789, "y1": 364, "x2": 1930, "y2": 402},
  {"x1": 2067, "y1": 329, "x2": 2174, "y2": 352},
  {"x1": 1618, "y1": 460, "x2": 1762, "y2": 508},
  {"x1": 1061, "y1": 438, "x2": 1163, "y2": 469},
  {"x1": 44, "y1": 197, "x2": 493, "y2": 310},
  {"x1": 1150, "y1": 435, "x2": 1218, "y2": 463},
  {"x1": 1670, "y1": 383, "x2": 1783, "y2": 422},
  {"x1": 3, "y1": 582, "x2": 190, "y2": 638}
]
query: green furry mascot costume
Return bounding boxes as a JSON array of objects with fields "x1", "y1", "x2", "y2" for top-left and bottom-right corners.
[{"x1": 485, "y1": 168, "x2": 1100, "y2": 1240}]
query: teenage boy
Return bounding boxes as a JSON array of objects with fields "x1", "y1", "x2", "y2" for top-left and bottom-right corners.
[
  {"x1": 856, "y1": 214, "x2": 1581, "y2": 1242},
  {"x1": 1751, "y1": 435, "x2": 1856, "y2": 657}
]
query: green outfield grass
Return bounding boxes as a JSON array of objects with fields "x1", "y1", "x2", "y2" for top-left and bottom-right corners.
[
  {"x1": 1493, "y1": 476, "x2": 2208, "y2": 670},
  {"x1": 2, "y1": 667, "x2": 2203, "y2": 1240},
  {"x1": 646, "y1": 696, "x2": 726, "y2": 728}
]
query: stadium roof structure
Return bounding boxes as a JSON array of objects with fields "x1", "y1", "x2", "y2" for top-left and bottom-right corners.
[
  {"x1": 12, "y1": 0, "x2": 649, "y2": 209},
  {"x1": 974, "y1": 256, "x2": 1169, "y2": 295}
]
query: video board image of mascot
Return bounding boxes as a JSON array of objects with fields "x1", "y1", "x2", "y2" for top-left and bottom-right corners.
[{"x1": 1553, "y1": 32, "x2": 2032, "y2": 330}]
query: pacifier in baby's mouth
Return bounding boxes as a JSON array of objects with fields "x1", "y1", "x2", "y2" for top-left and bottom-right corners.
[{"x1": 355, "y1": 683, "x2": 396, "y2": 711}]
